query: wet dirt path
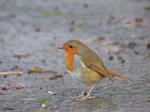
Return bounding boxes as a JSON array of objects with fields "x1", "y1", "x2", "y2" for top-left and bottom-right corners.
[{"x1": 0, "y1": 0, "x2": 150, "y2": 112}]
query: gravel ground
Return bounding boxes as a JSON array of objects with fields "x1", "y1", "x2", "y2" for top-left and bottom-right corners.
[{"x1": 0, "y1": 0, "x2": 150, "y2": 112}]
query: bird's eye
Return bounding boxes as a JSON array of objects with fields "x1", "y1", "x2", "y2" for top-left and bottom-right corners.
[{"x1": 69, "y1": 45, "x2": 73, "y2": 48}]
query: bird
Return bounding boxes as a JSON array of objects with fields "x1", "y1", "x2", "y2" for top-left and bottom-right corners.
[{"x1": 58, "y1": 40, "x2": 132, "y2": 100}]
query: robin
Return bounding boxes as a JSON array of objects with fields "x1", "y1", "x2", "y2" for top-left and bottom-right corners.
[{"x1": 58, "y1": 40, "x2": 132, "y2": 100}]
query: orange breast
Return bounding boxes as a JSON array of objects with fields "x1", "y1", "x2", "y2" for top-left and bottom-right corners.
[{"x1": 65, "y1": 52, "x2": 75, "y2": 71}]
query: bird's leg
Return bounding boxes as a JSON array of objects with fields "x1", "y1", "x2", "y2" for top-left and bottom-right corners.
[
  {"x1": 77, "y1": 83, "x2": 96, "y2": 100},
  {"x1": 70, "y1": 85, "x2": 88, "y2": 98}
]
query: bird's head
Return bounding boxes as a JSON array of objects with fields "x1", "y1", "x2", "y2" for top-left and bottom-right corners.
[{"x1": 58, "y1": 43, "x2": 78, "y2": 55}]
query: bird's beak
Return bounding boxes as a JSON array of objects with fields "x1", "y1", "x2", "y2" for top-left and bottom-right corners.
[{"x1": 58, "y1": 47, "x2": 64, "y2": 49}]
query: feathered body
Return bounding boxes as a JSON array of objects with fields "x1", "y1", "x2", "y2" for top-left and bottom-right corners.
[
  {"x1": 59, "y1": 40, "x2": 132, "y2": 100},
  {"x1": 63, "y1": 40, "x2": 131, "y2": 83}
]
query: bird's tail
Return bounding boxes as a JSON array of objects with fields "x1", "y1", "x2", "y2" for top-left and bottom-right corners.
[{"x1": 107, "y1": 69, "x2": 132, "y2": 82}]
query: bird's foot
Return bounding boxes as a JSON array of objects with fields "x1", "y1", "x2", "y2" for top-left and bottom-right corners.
[{"x1": 76, "y1": 94, "x2": 95, "y2": 100}]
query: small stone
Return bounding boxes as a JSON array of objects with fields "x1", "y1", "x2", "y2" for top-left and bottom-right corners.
[
  {"x1": 97, "y1": 36, "x2": 105, "y2": 42},
  {"x1": 109, "y1": 15, "x2": 115, "y2": 20},
  {"x1": 48, "y1": 91, "x2": 56, "y2": 95},
  {"x1": 35, "y1": 28, "x2": 41, "y2": 32},
  {"x1": 70, "y1": 20, "x2": 75, "y2": 25},
  {"x1": 137, "y1": 36, "x2": 144, "y2": 40},
  {"x1": 128, "y1": 42, "x2": 137, "y2": 48},
  {"x1": 134, "y1": 51, "x2": 139, "y2": 54},
  {"x1": 121, "y1": 59, "x2": 125, "y2": 63},
  {"x1": 42, "y1": 103, "x2": 46, "y2": 108},
  {"x1": 69, "y1": 28, "x2": 74, "y2": 32},
  {"x1": 109, "y1": 56, "x2": 113, "y2": 60},
  {"x1": 54, "y1": 6, "x2": 59, "y2": 10},
  {"x1": 41, "y1": 59, "x2": 45, "y2": 63},
  {"x1": 135, "y1": 17, "x2": 143, "y2": 23},
  {"x1": 83, "y1": 3, "x2": 89, "y2": 8},
  {"x1": 147, "y1": 43, "x2": 150, "y2": 49},
  {"x1": 118, "y1": 56, "x2": 122, "y2": 60}
]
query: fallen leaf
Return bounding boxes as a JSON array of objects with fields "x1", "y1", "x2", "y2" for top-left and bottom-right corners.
[
  {"x1": 27, "y1": 67, "x2": 57, "y2": 74},
  {"x1": 14, "y1": 53, "x2": 37, "y2": 58},
  {"x1": 2, "y1": 107, "x2": 14, "y2": 110},
  {"x1": 49, "y1": 75, "x2": 62, "y2": 80},
  {"x1": 124, "y1": 23, "x2": 141, "y2": 28},
  {"x1": 0, "y1": 92, "x2": 4, "y2": 95},
  {"x1": 98, "y1": 46, "x2": 122, "y2": 54},
  {"x1": 28, "y1": 67, "x2": 42, "y2": 73},
  {"x1": 0, "y1": 82, "x2": 26, "y2": 90},
  {"x1": 143, "y1": 6, "x2": 150, "y2": 10}
]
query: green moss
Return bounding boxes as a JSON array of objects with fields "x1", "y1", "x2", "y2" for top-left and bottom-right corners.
[
  {"x1": 108, "y1": 104, "x2": 117, "y2": 106},
  {"x1": 136, "y1": 94, "x2": 144, "y2": 97},
  {"x1": 38, "y1": 98, "x2": 52, "y2": 103},
  {"x1": 44, "y1": 106, "x2": 48, "y2": 110},
  {"x1": 115, "y1": 88, "x2": 124, "y2": 92},
  {"x1": 90, "y1": 13, "x2": 96, "y2": 16},
  {"x1": 41, "y1": 11, "x2": 52, "y2": 17},
  {"x1": 67, "y1": 12, "x2": 74, "y2": 16},
  {"x1": 75, "y1": 24, "x2": 83, "y2": 28},
  {"x1": 96, "y1": 103, "x2": 102, "y2": 107},
  {"x1": 53, "y1": 10, "x2": 62, "y2": 15},
  {"x1": 41, "y1": 10, "x2": 62, "y2": 17}
]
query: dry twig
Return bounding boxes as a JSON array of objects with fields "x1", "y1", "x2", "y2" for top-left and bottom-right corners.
[{"x1": 0, "y1": 72, "x2": 23, "y2": 76}]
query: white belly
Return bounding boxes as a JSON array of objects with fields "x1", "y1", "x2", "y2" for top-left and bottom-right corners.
[{"x1": 67, "y1": 55, "x2": 86, "y2": 83}]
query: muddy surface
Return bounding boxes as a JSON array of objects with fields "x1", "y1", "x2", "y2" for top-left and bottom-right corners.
[{"x1": 0, "y1": 0, "x2": 150, "y2": 112}]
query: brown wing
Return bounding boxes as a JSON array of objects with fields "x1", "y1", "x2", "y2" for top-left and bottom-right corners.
[
  {"x1": 84, "y1": 61, "x2": 132, "y2": 82},
  {"x1": 83, "y1": 61, "x2": 113, "y2": 81}
]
